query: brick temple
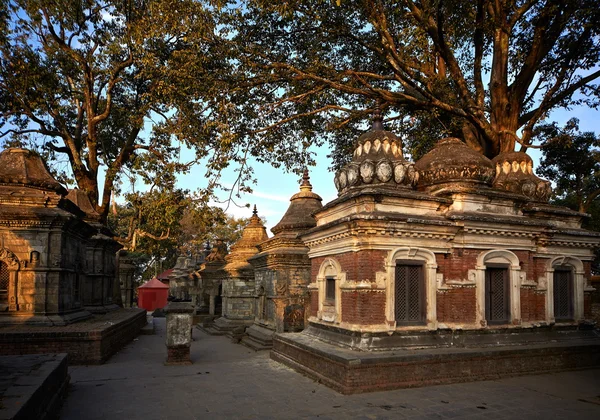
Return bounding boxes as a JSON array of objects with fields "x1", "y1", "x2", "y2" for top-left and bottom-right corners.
[{"x1": 269, "y1": 113, "x2": 600, "y2": 393}]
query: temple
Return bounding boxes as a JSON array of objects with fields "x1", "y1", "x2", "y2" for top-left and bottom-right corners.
[{"x1": 268, "y1": 112, "x2": 600, "y2": 393}]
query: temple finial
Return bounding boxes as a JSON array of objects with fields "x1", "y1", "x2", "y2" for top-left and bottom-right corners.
[
  {"x1": 372, "y1": 104, "x2": 384, "y2": 130},
  {"x1": 300, "y1": 168, "x2": 313, "y2": 191},
  {"x1": 253, "y1": 204, "x2": 258, "y2": 216}
]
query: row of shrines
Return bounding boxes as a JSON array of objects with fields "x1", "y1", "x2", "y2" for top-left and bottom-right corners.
[
  {"x1": 0, "y1": 148, "x2": 135, "y2": 326},
  {"x1": 171, "y1": 114, "x2": 599, "y2": 351}
]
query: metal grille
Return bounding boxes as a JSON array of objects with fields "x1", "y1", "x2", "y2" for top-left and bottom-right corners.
[
  {"x1": 325, "y1": 276, "x2": 336, "y2": 301},
  {"x1": 395, "y1": 264, "x2": 423, "y2": 324},
  {"x1": 554, "y1": 269, "x2": 573, "y2": 320},
  {"x1": 486, "y1": 268, "x2": 509, "y2": 323},
  {"x1": 0, "y1": 262, "x2": 8, "y2": 304}
]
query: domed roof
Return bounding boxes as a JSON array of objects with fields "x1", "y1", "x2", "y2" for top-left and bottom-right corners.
[
  {"x1": 0, "y1": 148, "x2": 66, "y2": 194},
  {"x1": 271, "y1": 169, "x2": 323, "y2": 235},
  {"x1": 66, "y1": 188, "x2": 102, "y2": 222},
  {"x1": 334, "y1": 110, "x2": 417, "y2": 195},
  {"x1": 414, "y1": 137, "x2": 494, "y2": 194},
  {"x1": 223, "y1": 206, "x2": 269, "y2": 275},
  {"x1": 491, "y1": 151, "x2": 551, "y2": 202}
]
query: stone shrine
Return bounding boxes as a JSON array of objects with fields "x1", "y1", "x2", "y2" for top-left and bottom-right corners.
[
  {"x1": 243, "y1": 171, "x2": 322, "y2": 349},
  {"x1": 66, "y1": 188, "x2": 122, "y2": 313},
  {"x1": 195, "y1": 239, "x2": 228, "y2": 320},
  {"x1": 117, "y1": 250, "x2": 136, "y2": 308},
  {"x1": 271, "y1": 113, "x2": 600, "y2": 393},
  {"x1": 205, "y1": 207, "x2": 268, "y2": 335},
  {"x1": 0, "y1": 148, "x2": 94, "y2": 325}
]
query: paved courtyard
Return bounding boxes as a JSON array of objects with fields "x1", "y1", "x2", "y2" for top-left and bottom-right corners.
[{"x1": 61, "y1": 319, "x2": 600, "y2": 419}]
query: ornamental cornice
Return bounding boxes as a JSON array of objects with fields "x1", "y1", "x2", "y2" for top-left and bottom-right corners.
[
  {"x1": 537, "y1": 239, "x2": 598, "y2": 249},
  {"x1": 304, "y1": 227, "x2": 455, "y2": 248},
  {"x1": 463, "y1": 227, "x2": 539, "y2": 238}
]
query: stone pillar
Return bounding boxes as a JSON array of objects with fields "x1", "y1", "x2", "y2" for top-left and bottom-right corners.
[
  {"x1": 209, "y1": 294, "x2": 216, "y2": 316},
  {"x1": 164, "y1": 302, "x2": 194, "y2": 365}
]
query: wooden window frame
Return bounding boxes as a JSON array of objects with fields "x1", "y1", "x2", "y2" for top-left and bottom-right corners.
[
  {"x1": 394, "y1": 259, "x2": 426, "y2": 326},
  {"x1": 485, "y1": 264, "x2": 510, "y2": 325},
  {"x1": 553, "y1": 266, "x2": 574, "y2": 322}
]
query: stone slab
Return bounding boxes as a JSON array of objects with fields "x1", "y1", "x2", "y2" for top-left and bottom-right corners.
[
  {"x1": 0, "y1": 353, "x2": 69, "y2": 420},
  {"x1": 59, "y1": 318, "x2": 600, "y2": 420},
  {"x1": 0, "y1": 309, "x2": 146, "y2": 364},
  {"x1": 271, "y1": 331, "x2": 600, "y2": 394}
]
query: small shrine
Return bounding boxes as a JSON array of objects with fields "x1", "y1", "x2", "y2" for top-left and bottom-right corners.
[
  {"x1": 244, "y1": 170, "x2": 322, "y2": 349},
  {"x1": 0, "y1": 148, "x2": 95, "y2": 325},
  {"x1": 271, "y1": 113, "x2": 600, "y2": 393},
  {"x1": 205, "y1": 206, "x2": 268, "y2": 335},
  {"x1": 195, "y1": 239, "x2": 228, "y2": 320},
  {"x1": 66, "y1": 188, "x2": 122, "y2": 313}
]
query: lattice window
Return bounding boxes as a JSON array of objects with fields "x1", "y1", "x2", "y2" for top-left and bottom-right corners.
[
  {"x1": 553, "y1": 269, "x2": 573, "y2": 320},
  {"x1": 395, "y1": 263, "x2": 424, "y2": 325},
  {"x1": 325, "y1": 276, "x2": 336, "y2": 302},
  {"x1": 485, "y1": 268, "x2": 509, "y2": 324},
  {"x1": 0, "y1": 261, "x2": 8, "y2": 304}
]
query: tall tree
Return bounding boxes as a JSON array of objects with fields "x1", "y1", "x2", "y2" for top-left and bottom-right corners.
[
  {"x1": 0, "y1": 0, "x2": 221, "y2": 222},
  {"x1": 537, "y1": 119, "x2": 600, "y2": 215},
  {"x1": 214, "y1": 0, "x2": 600, "y2": 167}
]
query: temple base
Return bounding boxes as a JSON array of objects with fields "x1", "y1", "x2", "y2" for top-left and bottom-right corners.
[{"x1": 271, "y1": 325, "x2": 600, "y2": 394}]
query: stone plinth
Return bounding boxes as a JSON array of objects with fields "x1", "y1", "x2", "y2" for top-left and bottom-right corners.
[
  {"x1": 164, "y1": 302, "x2": 194, "y2": 365},
  {"x1": 0, "y1": 308, "x2": 146, "y2": 364},
  {"x1": 0, "y1": 353, "x2": 69, "y2": 420}
]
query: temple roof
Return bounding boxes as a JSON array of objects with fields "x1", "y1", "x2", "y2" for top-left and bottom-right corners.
[
  {"x1": 0, "y1": 148, "x2": 67, "y2": 194},
  {"x1": 271, "y1": 169, "x2": 322, "y2": 236},
  {"x1": 414, "y1": 137, "x2": 495, "y2": 194},
  {"x1": 223, "y1": 206, "x2": 269, "y2": 274},
  {"x1": 66, "y1": 188, "x2": 102, "y2": 222},
  {"x1": 334, "y1": 110, "x2": 416, "y2": 195}
]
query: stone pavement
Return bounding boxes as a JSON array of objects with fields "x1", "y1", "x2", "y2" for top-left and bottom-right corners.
[{"x1": 60, "y1": 319, "x2": 600, "y2": 420}]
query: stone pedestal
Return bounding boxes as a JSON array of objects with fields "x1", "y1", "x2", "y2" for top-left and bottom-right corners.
[{"x1": 164, "y1": 302, "x2": 194, "y2": 365}]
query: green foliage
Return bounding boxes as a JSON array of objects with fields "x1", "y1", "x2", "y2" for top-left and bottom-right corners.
[
  {"x1": 537, "y1": 119, "x2": 600, "y2": 213},
  {"x1": 0, "y1": 0, "x2": 222, "y2": 221},
  {"x1": 212, "y1": 0, "x2": 600, "y2": 166}
]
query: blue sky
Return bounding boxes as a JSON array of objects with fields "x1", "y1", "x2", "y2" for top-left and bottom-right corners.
[{"x1": 176, "y1": 103, "x2": 600, "y2": 234}]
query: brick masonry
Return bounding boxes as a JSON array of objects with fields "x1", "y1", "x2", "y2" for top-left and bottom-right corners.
[
  {"x1": 437, "y1": 287, "x2": 476, "y2": 324},
  {"x1": 341, "y1": 290, "x2": 386, "y2": 325},
  {"x1": 272, "y1": 334, "x2": 600, "y2": 394},
  {"x1": 0, "y1": 309, "x2": 146, "y2": 364}
]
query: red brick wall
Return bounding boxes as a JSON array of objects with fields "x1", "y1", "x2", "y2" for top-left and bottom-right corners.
[
  {"x1": 521, "y1": 288, "x2": 545, "y2": 322},
  {"x1": 437, "y1": 288, "x2": 476, "y2": 324},
  {"x1": 435, "y1": 250, "x2": 478, "y2": 280},
  {"x1": 341, "y1": 291, "x2": 386, "y2": 324},
  {"x1": 311, "y1": 250, "x2": 387, "y2": 283}
]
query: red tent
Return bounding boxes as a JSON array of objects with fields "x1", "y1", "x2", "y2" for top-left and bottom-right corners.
[
  {"x1": 156, "y1": 268, "x2": 173, "y2": 286},
  {"x1": 137, "y1": 277, "x2": 170, "y2": 311}
]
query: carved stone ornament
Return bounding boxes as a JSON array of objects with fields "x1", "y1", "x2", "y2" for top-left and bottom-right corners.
[
  {"x1": 491, "y1": 151, "x2": 552, "y2": 202},
  {"x1": 0, "y1": 247, "x2": 19, "y2": 267},
  {"x1": 415, "y1": 137, "x2": 495, "y2": 194},
  {"x1": 335, "y1": 110, "x2": 416, "y2": 195}
]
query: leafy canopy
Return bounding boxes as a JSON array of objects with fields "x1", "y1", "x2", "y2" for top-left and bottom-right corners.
[{"x1": 214, "y1": 0, "x2": 600, "y2": 167}]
